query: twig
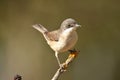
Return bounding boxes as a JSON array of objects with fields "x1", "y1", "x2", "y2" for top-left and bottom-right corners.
[
  {"x1": 13, "y1": 50, "x2": 79, "y2": 80},
  {"x1": 14, "y1": 74, "x2": 22, "y2": 80},
  {"x1": 51, "y1": 49, "x2": 79, "y2": 80}
]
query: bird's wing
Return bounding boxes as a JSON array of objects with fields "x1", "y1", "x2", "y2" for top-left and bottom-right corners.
[
  {"x1": 33, "y1": 24, "x2": 60, "y2": 41},
  {"x1": 45, "y1": 30, "x2": 60, "y2": 41}
]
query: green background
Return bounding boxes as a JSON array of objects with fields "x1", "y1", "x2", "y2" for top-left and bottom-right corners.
[{"x1": 0, "y1": 0, "x2": 120, "y2": 80}]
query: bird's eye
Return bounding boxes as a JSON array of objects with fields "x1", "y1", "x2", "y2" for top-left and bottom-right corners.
[{"x1": 67, "y1": 24, "x2": 72, "y2": 28}]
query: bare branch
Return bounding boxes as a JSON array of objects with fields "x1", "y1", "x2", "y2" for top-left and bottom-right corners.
[
  {"x1": 14, "y1": 74, "x2": 22, "y2": 80},
  {"x1": 13, "y1": 50, "x2": 79, "y2": 80},
  {"x1": 51, "y1": 49, "x2": 79, "y2": 80}
]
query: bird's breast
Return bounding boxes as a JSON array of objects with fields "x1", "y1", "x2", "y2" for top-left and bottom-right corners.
[
  {"x1": 60, "y1": 31, "x2": 78, "y2": 52},
  {"x1": 48, "y1": 30, "x2": 78, "y2": 52}
]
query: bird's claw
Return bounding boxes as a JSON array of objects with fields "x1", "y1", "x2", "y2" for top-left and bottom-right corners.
[{"x1": 59, "y1": 63, "x2": 68, "y2": 72}]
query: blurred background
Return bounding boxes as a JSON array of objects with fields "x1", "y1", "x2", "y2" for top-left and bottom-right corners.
[{"x1": 0, "y1": 0, "x2": 120, "y2": 80}]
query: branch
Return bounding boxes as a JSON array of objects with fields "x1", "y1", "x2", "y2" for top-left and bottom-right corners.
[
  {"x1": 14, "y1": 74, "x2": 22, "y2": 80},
  {"x1": 51, "y1": 49, "x2": 79, "y2": 80},
  {"x1": 13, "y1": 50, "x2": 79, "y2": 80}
]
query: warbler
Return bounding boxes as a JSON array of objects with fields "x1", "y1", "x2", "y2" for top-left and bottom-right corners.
[{"x1": 32, "y1": 18, "x2": 81, "y2": 67}]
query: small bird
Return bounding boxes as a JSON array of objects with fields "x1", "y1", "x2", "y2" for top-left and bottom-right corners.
[{"x1": 32, "y1": 18, "x2": 81, "y2": 67}]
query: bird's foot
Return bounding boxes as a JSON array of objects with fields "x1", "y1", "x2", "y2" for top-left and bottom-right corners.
[
  {"x1": 68, "y1": 49, "x2": 76, "y2": 53},
  {"x1": 59, "y1": 63, "x2": 68, "y2": 72}
]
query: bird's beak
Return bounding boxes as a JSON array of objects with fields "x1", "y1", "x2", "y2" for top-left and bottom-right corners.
[{"x1": 75, "y1": 24, "x2": 81, "y2": 27}]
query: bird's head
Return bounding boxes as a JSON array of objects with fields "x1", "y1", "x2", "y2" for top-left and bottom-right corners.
[{"x1": 60, "y1": 18, "x2": 81, "y2": 31}]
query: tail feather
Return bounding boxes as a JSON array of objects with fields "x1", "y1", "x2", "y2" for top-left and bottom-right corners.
[{"x1": 32, "y1": 24, "x2": 48, "y2": 33}]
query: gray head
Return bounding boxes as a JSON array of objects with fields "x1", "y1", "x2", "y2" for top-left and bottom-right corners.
[{"x1": 60, "y1": 18, "x2": 80, "y2": 31}]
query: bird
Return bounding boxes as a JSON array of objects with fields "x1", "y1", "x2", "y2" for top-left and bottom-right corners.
[{"x1": 32, "y1": 18, "x2": 81, "y2": 67}]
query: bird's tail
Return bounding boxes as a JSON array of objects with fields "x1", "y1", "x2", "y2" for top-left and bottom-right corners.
[{"x1": 32, "y1": 24, "x2": 48, "y2": 34}]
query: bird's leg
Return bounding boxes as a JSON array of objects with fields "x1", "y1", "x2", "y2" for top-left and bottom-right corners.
[
  {"x1": 68, "y1": 49, "x2": 76, "y2": 53},
  {"x1": 55, "y1": 52, "x2": 61, "y2": 67}
]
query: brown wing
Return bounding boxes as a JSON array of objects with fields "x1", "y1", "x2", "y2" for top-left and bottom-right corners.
[{"x1": 44, "y1": 30, "x2": 60, "y2": 41}]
